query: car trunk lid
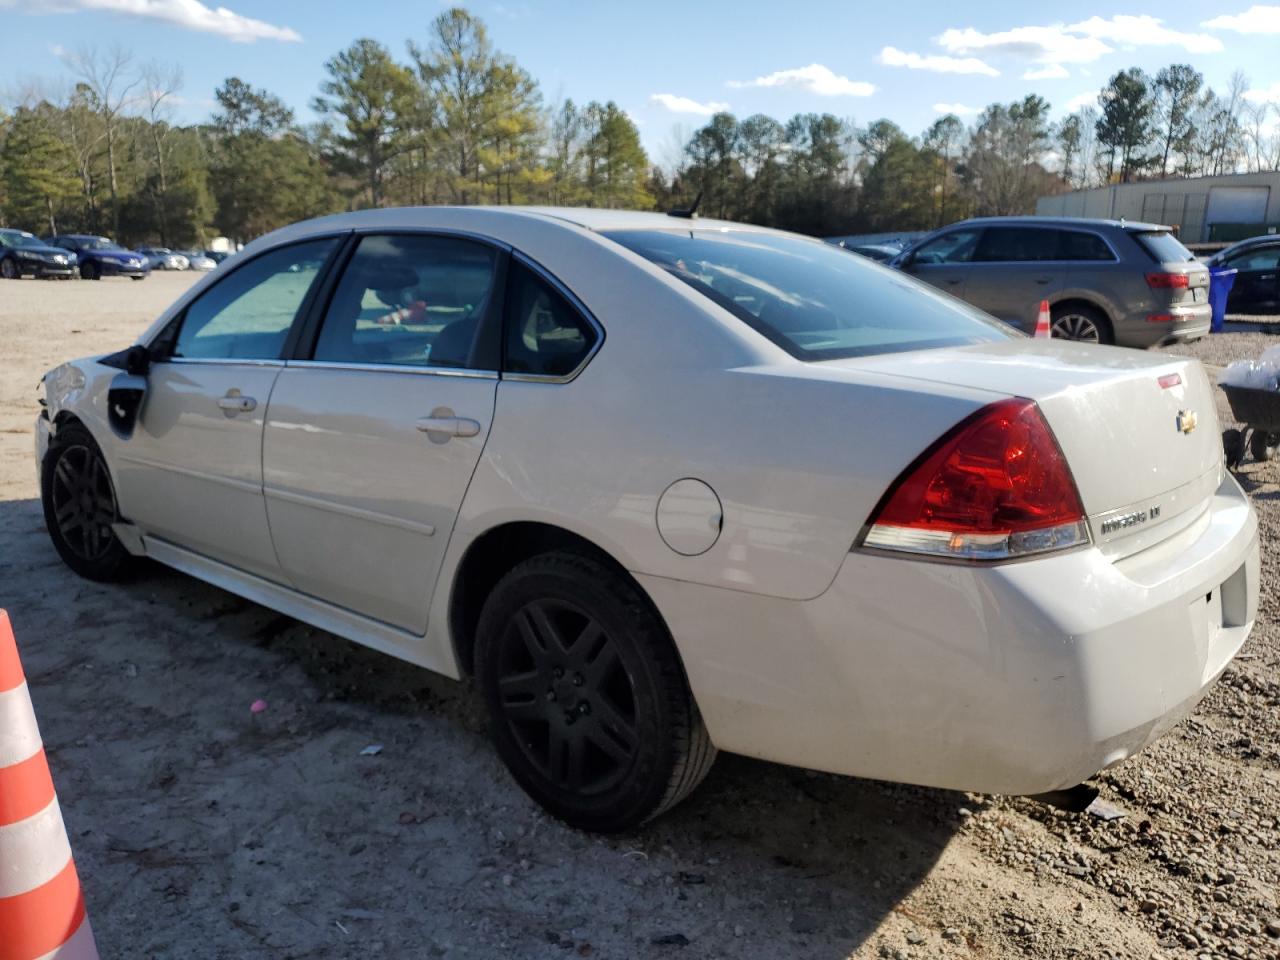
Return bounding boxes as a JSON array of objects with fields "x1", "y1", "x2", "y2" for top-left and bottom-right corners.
[{"x1": 822, "y1": 340, "x2": 1223, "y2": 557}]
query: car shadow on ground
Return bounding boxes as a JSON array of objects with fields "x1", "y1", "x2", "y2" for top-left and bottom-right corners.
[{"x1": 1, "y1": 494, "x2": 961, "y2": 958}]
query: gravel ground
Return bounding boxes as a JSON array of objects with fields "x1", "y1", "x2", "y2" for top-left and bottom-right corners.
[{"x1": 1, "y1": 273, "x2": 1278, "y2": 959}]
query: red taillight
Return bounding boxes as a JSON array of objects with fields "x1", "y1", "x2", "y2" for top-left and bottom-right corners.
[
  {"x1": 861, "y1": 399, "x2": 1090, "y2": 561},
  {"x1": 1146, "y1": 272, "x2": 1189, "y2": 289}
]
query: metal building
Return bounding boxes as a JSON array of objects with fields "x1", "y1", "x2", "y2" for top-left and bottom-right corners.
[{"x1": 1036, "y1": 171, "x2": 1280, "y2": 244}]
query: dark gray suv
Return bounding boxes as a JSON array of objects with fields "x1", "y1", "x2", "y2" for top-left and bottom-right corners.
[{"x1": 892, "y1": 217, "x2": 1210, "y2": 347}]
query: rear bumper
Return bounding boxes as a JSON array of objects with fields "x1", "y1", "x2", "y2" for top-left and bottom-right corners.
[
  {"x1": 1121, "y1": 302, "x2": 1212, "y2": 347},
  {"x1": 642, "y1": 472, "x2": 1258, "y2": 796},
  {"x1": 97, "y1": 260, "x2": 148, "y2": 277}
]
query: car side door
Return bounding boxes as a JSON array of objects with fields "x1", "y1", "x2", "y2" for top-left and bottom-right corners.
[
  {"x1": 1223, "y1": 244, "x2": 1280, "y2": 312},
  {"x1": 113, "y1": 236, "x2": 341, "y2": 581},
  {"x1": 260, "y1": 232, "x2": 505, "y2": 634},
  {"x1": 899, "y1": 228, "x2": 980, "y2": 298},
  {"x1": 964, "y1": 226, "x2": 1067, "y2": 332}
]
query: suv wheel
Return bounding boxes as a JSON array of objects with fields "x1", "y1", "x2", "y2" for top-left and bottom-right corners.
[
  {"x1": 1050, "y1": 304, "x2": 1112, "y2": 344},
  {"x1": 475, "y1": 551, "x2": 716, "y2": 832},
  {"x1": 41, "y1": 422, "x2": 135, "y2": 581}
]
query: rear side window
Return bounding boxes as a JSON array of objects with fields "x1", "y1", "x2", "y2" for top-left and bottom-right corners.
[
  {"x1": 1132, "y1": 230, "x2": 1195, "y2": 264},
  {"x1": 606, "y1": 229, "x2": 1013, "y2": 361},
  {"x1": 313, "y1": 234, "x2": 499, "y2": 369},
  {"x1": 503, "y1": 260, "x2": 599, "y2": 378},
  {"x1": 1059, "y1": 231, "x2": 1115, "y2": 261},
  {"x1": 974, "y1": 227, "x2": 1058, "y2": 262},
  {"x1": 173, "y1": 238, "x2": 337, "y2": 360}
]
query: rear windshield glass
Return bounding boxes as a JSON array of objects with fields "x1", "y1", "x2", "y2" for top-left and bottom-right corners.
[
  {"x1": 604, "y1": 229, "x2": 1014, "y2": 360},
  {"x1": 1132, "y1": 230, "x2": 1195, "y2": 264}
]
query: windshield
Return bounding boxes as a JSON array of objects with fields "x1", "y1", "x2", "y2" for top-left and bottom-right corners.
[
  {"x1": 1132, "y1": 230, "x2": 1195, "y2": 264},
  {"x1": 0, "y1": 230, "x2": 42, "y2": 249},
  {"x1": 605, "y1": 229, "x2": 1014, "y2": 360},
  {"x1": 82, "y1": 237, "x2": 124, "y2": 251}
]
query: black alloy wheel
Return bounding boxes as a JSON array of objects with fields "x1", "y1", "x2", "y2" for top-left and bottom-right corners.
[
  {"x1": 80, "y1": 260, "x2": 100, "y2": 280},
  {"x1": 0, "y1": 257, "x2": 17, "y2": 279},
  {"x1": 475, "y1": 552, "x2": 716, "y2": 832},
  {"x1": 41, "y1": 423, "x2": 134, "y2": 581}
]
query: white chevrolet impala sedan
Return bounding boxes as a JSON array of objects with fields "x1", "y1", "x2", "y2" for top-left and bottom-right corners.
[{"x1": 37, "y1": 207, "x2": 1259, "y2": 832}]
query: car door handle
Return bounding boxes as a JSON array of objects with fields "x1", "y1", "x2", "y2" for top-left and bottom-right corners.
[
  {"x1": 217, "y1": 393, "x2": 256, "y2": 413},
  {"x1": 1261, "y1": 274, "x2": 1276, "y2": 281},
  {"x1": 416, "y1": 416, "x2": 481, "y2": 438}
]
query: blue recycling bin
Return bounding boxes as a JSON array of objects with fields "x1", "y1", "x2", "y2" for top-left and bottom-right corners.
[{"x1": 1209, "y1": 266, "x2": 1237, "y2": 333}]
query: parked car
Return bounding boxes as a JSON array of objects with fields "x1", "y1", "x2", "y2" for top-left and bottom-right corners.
[
  {"x1": 0, "y1": 228, "x2": 77, "y2": 279},
  {"x1": 45, "y1": 235, "x2": 149, "y2": 280},
  {"x1": 1206, "y1": 235, "x2": 1280, "y2": 314},
  {"x1": 137, "y1": 247, "x2": 189, "y2": 271},
  {"x1": 36, "y1": 207, "x2": 1258, "y2": 832},
  {"x1": 204, "y1": 250, "x2": 233, "y2": 265},
  {"x1": 177, "y1": 250, "x2": 217, "y2": 271},
  {"x1": 891, "y1": 216, "x2": 1210, "y2": 347}
]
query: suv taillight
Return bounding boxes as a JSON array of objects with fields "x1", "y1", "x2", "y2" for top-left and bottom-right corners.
[
  {"x1": 861, "y1": 399, "x2": 1090, "y2": 561},
  {"x1": 1146, "y1": 272, "x2": 1189, "y2": 289}
]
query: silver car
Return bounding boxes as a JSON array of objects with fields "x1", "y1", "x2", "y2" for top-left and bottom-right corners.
[{"x1": 893, "y1": 216, "x2": 1211, "y2": 347}]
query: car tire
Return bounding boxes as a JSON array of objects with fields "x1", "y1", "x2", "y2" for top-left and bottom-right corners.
[
  {"x1": 0, "y1": 257, "x2": 18, "y2": 279},
  {"x1": 1249, "y1": 429, "x2": 1279, "y2": 463},
  {"x1": 80, "y1": 261, "x2": 100, "y2": 281},
  {"x1": 474, "y1": 551, "x2": 716, "y2": 832},
  {"x1": 1050, "y1": 303, "x2": 1113, "y2": 345},
  {"x1": 130, "y1": 275, "x2": 145, "y2": 281},
  {"x1": 41, "y1": 422, "x2": 135, "y2": 582}
]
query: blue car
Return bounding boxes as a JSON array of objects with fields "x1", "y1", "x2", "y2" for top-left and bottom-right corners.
[
  {"x1": 0, "y1": 228, "x2": 77, "y2": 279},
  {"x1": 45, "y1": 234, "x2": 150, "y2": 280}
]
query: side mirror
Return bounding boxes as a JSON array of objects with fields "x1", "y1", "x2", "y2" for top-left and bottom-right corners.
[{"x1": 107, "y1": 346, "x2": 151, "y2": 440}]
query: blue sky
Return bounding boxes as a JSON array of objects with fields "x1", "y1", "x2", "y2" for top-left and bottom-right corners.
[{"x1": 2, "y1": 0, "x2": 1279, "y2": 161}]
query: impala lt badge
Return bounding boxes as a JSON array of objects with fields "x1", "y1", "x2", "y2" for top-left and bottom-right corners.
[{"x1": 1177, "y1": 409, "x2": 1198, "y2": 434}]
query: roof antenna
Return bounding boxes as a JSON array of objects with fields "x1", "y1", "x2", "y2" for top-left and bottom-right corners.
[{"x1": 667, "y1": 191, "x2": 702, "y2": 219}]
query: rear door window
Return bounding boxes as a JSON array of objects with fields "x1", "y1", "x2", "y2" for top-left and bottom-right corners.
[
  {"x1": 1225, "y1": 246, "x2": 1280, "y2": 271},
  {"x1": 974, "y1": 227, "x2": 1059, "y2": 262},
  {"x1": 313, "y1": 234, "x2": 499, "y2": 370},
  {"x1": 1133, "y1": 231, "x2": 1196, "y2": 264}
]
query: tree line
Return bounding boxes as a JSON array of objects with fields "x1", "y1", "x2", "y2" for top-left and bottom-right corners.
[{"x1": 1, "y1": 7, "x2": 1278, "y2": 246}]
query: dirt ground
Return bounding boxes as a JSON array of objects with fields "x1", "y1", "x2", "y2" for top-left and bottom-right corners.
[{"x1": 1, "y1": 271, "x2": 1278, "y2": 960}]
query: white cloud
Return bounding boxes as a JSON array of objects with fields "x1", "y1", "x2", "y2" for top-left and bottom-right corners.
[
  {"x1": 937, "y1": 25, "x2": 1112, "y2": 64},
  {"x1": 0, "y1": 0, "x2": 301, "y2": 43},
  {"x1": 1204, "y1": 4, "x2": 1280, "y2": 33},
  {"x1": 1245, "y1": 81, "x2": 1280, "y2": 104},
  {"x1": 1067, "y1": 15, "x2": 1223, "y2": 53},
  {"x1": 728, "y1": 63, "x2": 875, "y2": 97},
  {"x1": 933, "y1": 102, "x2": 981, "y2": 116},
  {"x1": 1025, "y1": 63, "x2": 1069, "y2": 80},
  {"x1": 648, "y1": 93, "x2": 729, "y2": 117},
  {"x1": 877, "y1": 46, "x2": 998, "y2": 76},
  {"x1": 1065, "y1": 91, "x2": 1098, "y2": 112}
]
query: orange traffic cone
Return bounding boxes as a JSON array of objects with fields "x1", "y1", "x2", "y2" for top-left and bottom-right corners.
[
  {"x1": 1034, "y1": 299, "x2": 1052, "y2": 339},
  {"x1": 0, "y1": 610, "x2": 99, "y2": 960}
]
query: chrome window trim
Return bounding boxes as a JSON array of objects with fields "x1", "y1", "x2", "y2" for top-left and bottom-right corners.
[
  {"x1": 284, "y1": 359, "x2": 498, "y2": 380},
  {"x1": 164, "y1": 357, "x2": 286, "y2": 368},
  {"x1": 503, "y1": 250, "x2": 605, "y2": 385}
]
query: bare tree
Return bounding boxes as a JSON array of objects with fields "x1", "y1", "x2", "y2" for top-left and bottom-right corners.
[
  {"x1": 141, "y1": 61, "x2": 183, "y2": 244},
  {"x1": 66, "y1": 45, "x2": 141, "y2": 236},
  {"x1": 1242, "y1": 100, "x2": 1280, "y2": 172}
]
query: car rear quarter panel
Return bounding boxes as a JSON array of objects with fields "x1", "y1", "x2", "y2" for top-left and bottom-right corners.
[{"x1": 449, "y1": 226, "x2": 1000, "y2": 603}]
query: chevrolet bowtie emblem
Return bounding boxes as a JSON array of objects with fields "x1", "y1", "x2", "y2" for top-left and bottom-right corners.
[{"x1": 1177, "y1": 409, "x2": 1198, "y2": 434}]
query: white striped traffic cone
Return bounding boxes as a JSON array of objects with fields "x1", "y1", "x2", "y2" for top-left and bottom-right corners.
[
  {"x1": 0, "y1": 610, "x2": 98, "y2": 960},
  {"x1": 1034, "y1": 299, "x2": 1052, "y2": 339}
]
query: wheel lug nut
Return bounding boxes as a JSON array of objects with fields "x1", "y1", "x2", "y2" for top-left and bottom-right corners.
[
  {"x1": 545, "y1": 689, "x2": 556, "y2": 702},
  {"x1": 577, "y1": 701, "x2": 591, "y2": 716},
  {"x1": 572, "y1": 673, "x2": 584, "y2": 687}
]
